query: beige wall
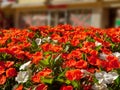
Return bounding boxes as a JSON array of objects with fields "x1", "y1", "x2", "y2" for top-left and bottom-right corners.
[
  {"x1": 18, "y1": 0, "x2": 45, "y2": 4},
  {"x1": 91, "y1": 8, "x2": 103, "y2": 28},
  {"x1": 18, "y1": 0, "x2": 96, "y2": 4}
]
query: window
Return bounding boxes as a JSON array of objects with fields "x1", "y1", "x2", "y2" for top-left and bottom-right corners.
[
  {"x1": 19, "y1": 11, "x2": 48, "y2": 28},
  {"x1": 68, "y1": 9, "x2": 92, "y2": 27}
]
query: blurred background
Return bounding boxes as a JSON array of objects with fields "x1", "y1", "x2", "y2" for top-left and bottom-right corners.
[{"x1": 0, "y1": 0, "x2": 120, "y2": 29}]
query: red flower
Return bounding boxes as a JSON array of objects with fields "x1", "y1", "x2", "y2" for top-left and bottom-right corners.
[
  {"x1": 89, "y1": 50, "x2": 98, "y2": 56},
  {"x1": 0, "y1": 75, "x2": 6, "y2": 85},
  {"x1": 6, "y1": 68, "x2": 17, "y2": 77},
  {"x1": 32, "y1": 52, "x2": 43, "y2": 64},
  {"x1": 41, "y1": 43, "x2": 51, "y2": 51},
  {"x1": 0, "y1": 66, "x2": 5, "y2": 75},
  {"x1": 109, "y1": 60, "x2": 120, "y2": 70},
  {"x1": 36, "y1": 84, "x2": 47, "y2": 90},
  {"x1": 5, "y1": 61, "x2": 14, "y2": 68},
  {"x1": 59, "y1": 36, "x2": 69, "y2": 43},
  {"x1": 65, "y1": 69, "x2": 83, "y2": 81},
  {"x1": 32, "y1": 68, "x2": 52, "y2": 83},
  {"x1": 67, "y1": 49, "x2": 82, "y2": 59},
  {"x1": 32, "y1": 74, "x2": 40, "y2": 83},
  {"x1": 60, "y1": 85, "x2": 73, "y2": 90},
  {"x1": 64, "y1": 59, "x2": 76, "y2": 68},
  {"x1": 101, "y1": 47, "x2": 111, "y2": 54},
  {"x1": 50, "y1": 45, "x2": 63, "y2": 52},
  {"x1": 71, "y1": 39, "x2": 80, "y2": 46},
  {"x1": 75, "y1": 60, "x2": 87, "y2": 69},
  {"x1": 88, "y1": 56, "x2": 101, "y2": 66},
  {"x1": 38, "y1": 68, "x2": 52, "y2": 76},
  {"x1": 15, "y1": 84, "x2": 23, "y2": 90},
  {"x1": 51, "y1": 33, "x2": 61, "y2": 40}
]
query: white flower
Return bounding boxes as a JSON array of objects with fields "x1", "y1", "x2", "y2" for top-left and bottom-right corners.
[
  {"x1": 35, "y1": 38, "x2": 41, "y2": 45},
  {"x1": 19, "y1": 61, "x2": 31, "y2": 70},
  {"x1": 64, "y1": 45, "x2": 69, "y2": 52},
  {"x1": 42, "y1": 37, "x2": 51, "y2": 42},
  {"x1": 53, "y1": 40, "x2": 58, "y2": 43},
  {"x1": 15, "y1": 70, "x2": 32, "y2": 83},
  {"x1": 95, "y1": 71, "x2": 119, "y2": 84},
  {"x1": 92, "y1": 83, "x2": 108, "y2": 90},
  {"x1": 81, "y1": 69, "x2": 91, "y2": 77},
  {"x1": 99, "y1": 53, "x2": 108, "y2": 60},
  {"x1": 113, "y1": 52, "x2": 120, "y2": 61},
  {"x1": 95, "y1": 41, "x2": 102, "y2": 46}
]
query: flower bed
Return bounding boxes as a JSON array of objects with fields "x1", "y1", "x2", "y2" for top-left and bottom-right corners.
[{"x1": 0, "y1": 25, "x2": 120, "y2": 90}]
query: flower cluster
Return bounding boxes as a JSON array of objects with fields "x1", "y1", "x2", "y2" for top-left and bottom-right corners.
[{"x1": 0, "y1": 25, "x2": 120, "y2": 90}]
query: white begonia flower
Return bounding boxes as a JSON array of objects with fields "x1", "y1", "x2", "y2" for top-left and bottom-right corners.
[
  {"x1": 15, "y1": 70, "x2": 32, "y2": 83},
  {"x1": 92, "y1": 83, "x2": 108, "y2": 90},
  {"x1": 64, "y1": 45, "x2": 69, "y2": 52},
  {"x1": 99, "y1": 53, "x2": 108, "y2": 60},
  {"x1": 113, "y1": 52, "x2": 120, "y2": 61},
  {"x1": 95, "y1": 41, "x2": 102, "y2": 46},
  {"x1": 42, "y1": 37, "x2": 51, "y2": 42},
  {"x1": 53, "y1": 40, "x2": 58, "y2": 43},
  {"x1": 35, "y1": 38, "x2": 42, "y2": 45},
  {"x1": 19, "y1": 61, "x2": 31, "y2": 70},
  {"x1": 81, "y1": 69, "x2": 91, "y2": 77},
  {"x1": 95, "y1": 71, "x2": 119, "y2": 84}
]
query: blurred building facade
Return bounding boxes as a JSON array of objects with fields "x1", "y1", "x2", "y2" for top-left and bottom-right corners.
[{"x1": 0, "y1": 0, "x2": 120, "y2": 28}]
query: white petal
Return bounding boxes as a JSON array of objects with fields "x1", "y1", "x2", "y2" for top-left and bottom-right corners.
[
  {"x1": 99, "y1": 53, "x2": 107, "y2": 60},
  {"x1": 92, "y1": 83, "x2": 108, "y2": 90},
  {"x1": 47, "y1": 37, "x2": 51, "y2": 40},
  {"x1": 53, "y1": 40, "x2": 58, "y2": 43},
  {"x1": 42, "y1": 37, "x2": 51, "y2": 42},
  {"x1": 95, "y1": 41, "x2": 102, "y2": 46},
  {"x1": 95, "y1": 71, "x2": 106, "y2": 84},
  {"x1": 108, "y1": 72, "x2": 119, "y2": 80},
  {"x1": 64, "y1": 45, "x2": 69, "y2": 52},
  {"x1": 113, "y1": 52, "x2": 120, "y2": 61},
  {"x1": 19, "y1": 61, "x2": 31, "y2": 70},
  {"x1": 15, "y1": 70, "x2": 31, "y2": 83},
  {"x1": 35, "y1": 38, "x2": 41, "y2": 45},
  {"x1": 103, "y1": 73, "x2": 113, "y2": 84}
]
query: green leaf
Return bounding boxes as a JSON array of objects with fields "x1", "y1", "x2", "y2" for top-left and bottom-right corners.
[
  {"x1": 2, "y1": 53, "x2": 8, "y2": 59},
  {"x1": 86, "y1": 36, "x2": 95, "y2": 42},
  {"x1": 111, "y1": 43, "x2": 115, "y2": 49},
  {"x1": 71, "y1": 81, "x2": 79, "y2": 88},
  {"x1": 82, "y1": 53, "x2": 87, "y2": 61},
  {"x1": 58, "y1": 69, "x2": 67, "y2": 78},
  {"x1": 54, "y1": 54, "x2": 61, "y2": 64},
  {"x1": 44, "y1": 51, "x2": 52, "y2": 55},
  {"x1": 34, "y1": 31, "x2": 41, "y2": 38},
  {"x1": 56, "y1": 78, "x2": 64, "y2": 83},
  {"x1": 79, "y1": 43, "x2": 83, "y2": 48},
  {"x1": 24, "y1": 80, "x2": 33, "y2": 88},
  {"x1": 41, "y1": 77, "x2": 53, "y2": 84},
  {"x1": 115, "y1": 76, "x2": 120, "y2": 85},
  {"x1": 31, "y1": 40, "x2": 38, "y2": 48},
  {"x1": 95, "y1": 45, "x2": 102, "y2": 51},
  {"x1": 40, "y1": 55, "x2": 51, "y2": 66},
  {"x1": 93, "y1": 77, "x2": 98, "y2": 83},
  {"x1": 95, "y1": 32, "x2": 100, "y2": 37},
  {"x1": 108, "y1": 87, "x2": 113, "y2": 90},
  {"x1": 65, "y1": 79, "x2": 71, "y2": 84},
  {"x1": 6, "y1": 38, "x2": 11, "y2": 44}
]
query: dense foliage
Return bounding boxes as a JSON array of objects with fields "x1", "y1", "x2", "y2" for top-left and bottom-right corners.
[{"x1": 0, "y1": 25, "x2": 120, "y2": 90}]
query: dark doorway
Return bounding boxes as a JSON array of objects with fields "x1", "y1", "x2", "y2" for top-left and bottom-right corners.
[{"x1": 108, "y1": 8, "x2": 117, "y2": 28}]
